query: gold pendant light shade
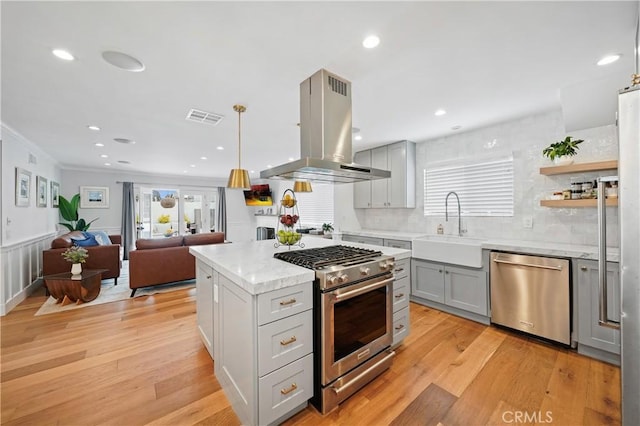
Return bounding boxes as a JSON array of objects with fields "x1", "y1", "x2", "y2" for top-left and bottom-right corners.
[
  {"x1": 227, "y1": 104, "x2": 251, "y2": 189},
  {"x1": 293, "y1": 180, "x2": 313, "y2": 193}
]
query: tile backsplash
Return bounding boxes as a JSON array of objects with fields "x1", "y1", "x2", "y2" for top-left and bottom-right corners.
[{"x1": 347, "y1": 109, "x2": 619, "y2": 247}]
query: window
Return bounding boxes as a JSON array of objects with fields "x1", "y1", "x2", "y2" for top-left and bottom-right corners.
[
  {"x1": 424, "y1": 157, "x2": 514, "y2": 216},
  {"x1": 295, "y1": 183, "x2": 334, "y2": 228}
]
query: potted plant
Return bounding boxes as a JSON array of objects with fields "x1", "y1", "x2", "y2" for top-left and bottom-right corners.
[
  {"x1": 61, "y1": 246, "x2": 89, "y2": 276},
  {"x1": 542, "y1": 136, "x2": 584, "y2": 165},
  {"x1": 58, "y1": 193, "x2": 98, "y2": 231},
  {"x1": 322, "y1": 223, "x2": 334, "y2": 238}
]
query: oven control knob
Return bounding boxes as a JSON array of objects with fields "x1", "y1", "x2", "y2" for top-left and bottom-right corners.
[
  {"x1": 380, "y1": 260, "x2": 395, "y2": 270},
  {"x1": 327, "y1": 275, "x2": 340, "y2": 285},
  {"x1": 339, "y1": 274, "x2": 349, "y2": 283},
  {"x1": 360, "y1": 266, "x2": 371, "y2": 276}
]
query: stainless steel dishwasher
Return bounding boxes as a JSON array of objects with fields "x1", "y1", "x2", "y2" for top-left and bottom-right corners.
[{"x1": 490, "y1": 252, "x2": 571, "y2": 345}]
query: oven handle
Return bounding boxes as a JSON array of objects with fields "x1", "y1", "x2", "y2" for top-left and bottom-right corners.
[
  {"x1": 332, "y1": 275, "x2": 394, "y2": 302},
  {"x1": 330, "y1": 350, "x2": 396, "y2": 396}
]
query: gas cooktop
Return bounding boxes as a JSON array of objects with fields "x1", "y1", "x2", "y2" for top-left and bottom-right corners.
[{"x1": 273, "y1": 245, "x2": 383, "y2": 270}]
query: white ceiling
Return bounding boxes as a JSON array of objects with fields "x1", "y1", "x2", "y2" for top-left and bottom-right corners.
[{"x1": 2, "y1": 1, "x2": 637, "y2": 180}]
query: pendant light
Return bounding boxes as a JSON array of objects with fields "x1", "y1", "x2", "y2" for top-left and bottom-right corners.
[
  {"x1": 293, "y1": 180, "x2": 313, "y2": 192},
  {"x1": 227, "y1": 104, "x2": 251, "y2": 189}
]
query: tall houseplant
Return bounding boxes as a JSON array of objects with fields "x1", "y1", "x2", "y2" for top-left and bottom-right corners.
[{"x1": 58, "y1": 193, "x2": 98, "y2": 231}]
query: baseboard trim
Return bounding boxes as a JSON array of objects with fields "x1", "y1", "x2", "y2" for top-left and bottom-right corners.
[{"x1": 1, "y1": 278, "x2": 43, "y2": 316}]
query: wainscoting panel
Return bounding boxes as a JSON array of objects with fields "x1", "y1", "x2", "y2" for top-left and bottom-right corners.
[{"x1": 1, "y1": 232, "x2": 57, "y2": 315}]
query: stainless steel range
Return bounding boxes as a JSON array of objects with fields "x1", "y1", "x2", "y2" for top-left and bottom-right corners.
[{"x1": 274, "y1": 245, "x2": 396, "y2": 414}]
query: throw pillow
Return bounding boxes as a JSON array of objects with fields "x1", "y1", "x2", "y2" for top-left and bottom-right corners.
[
  {"x1": 89, "y1": 230, "x2": 112, "y2": 245},
  {"x1": 71, "y1": 232, "x2": 99, "y2": 247}
]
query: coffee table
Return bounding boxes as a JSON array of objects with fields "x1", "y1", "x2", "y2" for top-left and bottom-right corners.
[{"x1": 44, "y1": 269, "x2": 107, "y2": 306}]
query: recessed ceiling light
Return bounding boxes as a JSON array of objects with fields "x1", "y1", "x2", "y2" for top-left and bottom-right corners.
[
  {"x1": 190, "y1": 164, "x2": 196, "y2": 168},
  {"x1": 100, "y1": 154, "x2": 108, "y2": 158},
  {"x1": 363, "y1": 35, "x2": 380, "y2": 49},
  {"x1": 183, "y1": 170, "x2": 188, "y2": 173},
  {"x1": 114, "y1": 138, "x2": 135, "y2": 144},
  {"x1": 435, "y1": 109, "x2": 447, "y2": 116},
  {"x1": 104, "y1": 162, "x2": 111, "y2": 166},
  {"x1": 216, "y1": 146, "x2": 224, "y2": 150},
  {"x1": 250, "y1": 170, "x2": 256, "y2": 174},
  {"x1": 87, "y1": 125, "x2": 101, "y2": 131},
  {"x1": 354, "y1": 135, "x2": 363, "y2": 141},
  {"x1": 597, "y1": 54, "x2": 621, "y2": 66},
  {"x1": 95, "y1": 143, "x2": 104, "y2": 147},
  {"x1": 52, "y1": 49, "x2": 74, "y2": 61},
  {"x1": 200, "y1": 156, "x2": 207, "y2": 160},
  {"x1": 101, "y1": 51, "x2": 145, "y2": 72}
]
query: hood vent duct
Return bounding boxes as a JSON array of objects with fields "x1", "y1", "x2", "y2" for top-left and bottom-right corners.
[{"x1": 260, "y1": 69, "x2": 390, "y2": 183}]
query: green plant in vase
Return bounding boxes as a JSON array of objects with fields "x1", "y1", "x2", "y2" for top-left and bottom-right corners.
[
  {"x1": 58, "y1": 193, "x2": 98, "y2": 231},
  {"x1": 542, "y1": 136, "x2": 584, "y2": 165}
]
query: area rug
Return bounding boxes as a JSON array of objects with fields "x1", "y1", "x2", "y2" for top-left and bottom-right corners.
[{"x1": 35, "y1": 260, "x2": 195, "y2": 316}]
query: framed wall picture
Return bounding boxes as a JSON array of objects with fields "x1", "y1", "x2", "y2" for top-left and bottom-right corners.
[
  {"x1": 36, "y1": 176, "x2": 48, "y2": 207},
  {"x1": 80, "y1": 186, "x2": 109, "y2": 208},
  {"x1": 15, "y1": 167, "x2": 31, "y2": 207},
  {"x1": 51, "y1": 181, "x2": 60, "y2": 207}
]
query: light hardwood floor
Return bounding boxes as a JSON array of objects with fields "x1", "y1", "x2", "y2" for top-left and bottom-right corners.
[{"x1": 1, "y1": 286, "x2": 620, "y2": 425}]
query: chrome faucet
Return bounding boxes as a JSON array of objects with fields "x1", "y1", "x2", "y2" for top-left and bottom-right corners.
[{"x1": 445, "y1": 191, "x2": 463, "y2": 237}]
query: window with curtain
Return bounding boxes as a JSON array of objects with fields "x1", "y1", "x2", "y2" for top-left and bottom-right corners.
[
  {"x1": 424, "y1": 156, "x2": 514, "y2": 216},
  {"x1": 295, "y1": 183, "x2": 334, "y2": 228}
]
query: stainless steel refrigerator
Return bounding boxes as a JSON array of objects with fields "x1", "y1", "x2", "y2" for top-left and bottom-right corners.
[{"x1": 598, "y1": 83, "x2": 640, "y2": 425}]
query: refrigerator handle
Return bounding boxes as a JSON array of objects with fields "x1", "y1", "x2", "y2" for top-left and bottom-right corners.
[{"x1": 597, "y1": 176, "x2": 620, "y2": 329}]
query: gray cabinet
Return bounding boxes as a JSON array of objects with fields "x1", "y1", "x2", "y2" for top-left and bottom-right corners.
[
  {"x1": 353, "y1": 140, "x2": 416, "y2": 209},
  {"x1": 210, "y1": 267, "x2": 314, "y2": 426},
  {"x1": 575, "y1": 259, "x2": 620, "y2": 362},
  {"x1": 411, "y1": 259, "x2": 488, "y2": 317},
  {"x1": 384, "y1": 239, "x2": 412, "y2": 250},
  {"x1": 391, "y1": 257, "x2": 411, "y2": 347},
  {"x1": 341, "y1": 234, "x2": 384, "y2": 246},
  {"x1": 196, "y1": 262, "x2": 214, "y2": 358}
]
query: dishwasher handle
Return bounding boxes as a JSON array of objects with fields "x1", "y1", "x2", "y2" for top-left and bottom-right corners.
[{"x1": 492, "y1": 258, "x2": 564, "y2": 271}]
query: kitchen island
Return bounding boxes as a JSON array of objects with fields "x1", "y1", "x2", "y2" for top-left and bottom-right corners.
[{"x1": 189, "y1": 238, "x2": 410, "y2": 426}]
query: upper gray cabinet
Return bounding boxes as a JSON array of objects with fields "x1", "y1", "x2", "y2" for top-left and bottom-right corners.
[{"x1": 353, "y1": 140, "x2": 416, "y2": 209}]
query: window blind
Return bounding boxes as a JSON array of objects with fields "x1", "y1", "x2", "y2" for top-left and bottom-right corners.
[
  {"x1": 295, "y1": 183, "x2": 334, "y2": 228},
  {"x1": 424, "y1": 157, "x2": 514, "y2": 217}
]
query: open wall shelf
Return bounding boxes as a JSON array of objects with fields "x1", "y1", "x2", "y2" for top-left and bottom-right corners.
[
  {"x1": 539, "y1": 160, "x2": 618, "y2": 176},
  {"x1": 540, "y1": 198, "x2": 618, "y2": 208}
]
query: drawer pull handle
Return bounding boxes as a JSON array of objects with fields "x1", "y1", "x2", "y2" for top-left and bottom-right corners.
[
  {"x1": 280, "y1": 336, "x2": 297, "y2": 346},
  {"x1": 206, "y1": 275, "x2": 212, "y2": 279},
  {"x1": 395, "y1": 293, "x2": 405, "y2": 299},
  {"x1": 395, "y1": 324, "x2": 405, "y2": 331},
  {"x1": 580, "y1": 266, "x2": 588, "y2": 271},
  {"x1": 279, "y1": 298, "x2": 297, "y2": 306},
  {"x1": 280, "y1": 383, "x2": 298, "y2": 395},
  {"x1": 394, "y1": 268, "x2": 404, "y2": 273}
]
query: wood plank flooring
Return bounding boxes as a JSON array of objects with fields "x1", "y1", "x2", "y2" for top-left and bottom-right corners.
[{"x1": 1, "y1": 286, "x2": 620, "y2": 425}]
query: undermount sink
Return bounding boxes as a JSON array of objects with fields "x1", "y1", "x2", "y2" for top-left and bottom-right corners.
[{"x1": 412, "y1": 235, "x2": 485, "y2": 268}]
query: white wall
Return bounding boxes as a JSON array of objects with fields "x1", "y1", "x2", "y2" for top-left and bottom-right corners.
[{"x1": 339, "y1": 109, "x2": 619, "y2": 247}]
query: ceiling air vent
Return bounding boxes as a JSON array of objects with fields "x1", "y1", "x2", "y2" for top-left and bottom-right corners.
[{"x1": 186, "y1": 109, "x2": 224, "y2": 126}]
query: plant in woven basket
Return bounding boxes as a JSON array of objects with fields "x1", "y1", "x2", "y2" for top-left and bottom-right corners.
[{"x1": 61, "y1": 246, "x2": 89, "y2": 264}]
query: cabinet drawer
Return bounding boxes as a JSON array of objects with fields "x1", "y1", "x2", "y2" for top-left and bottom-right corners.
[
  {"x1": 384, "y1": 239, "x2": 412, "y2": 250},
  {"x1": 258, "y1": 353, "x2": 313, "y2": 425},
  {"x1": 393, "y1": 258, "x2": 410, "y2": 280},
  {"x1": 393, "y1": 276, "x2": 410, "y2": 313},
  {"x1": 392, "y1": 306, "x2": 410, "y2": 346},
  {"x1": 258, "y1": 310, "x2": 313, "y2": 376},
  {"x1": 257, "y1": 283, "x2": 313, "y2": 326}
]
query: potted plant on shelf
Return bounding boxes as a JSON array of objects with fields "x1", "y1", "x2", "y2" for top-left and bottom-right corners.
[
  {"x1": 542, "y1": 136, "x2": 584, "y2": 165},
  {"x1": 61, "y1": 246, "x2": 89, "y2": 277},
  {"x1": 322, "y1": 223, "x2": 334, "y2": 239}
]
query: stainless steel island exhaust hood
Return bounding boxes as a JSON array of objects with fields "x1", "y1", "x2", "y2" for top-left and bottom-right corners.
[{"x1": 260, "y1": 69, "x2": 391, "y2": 183}]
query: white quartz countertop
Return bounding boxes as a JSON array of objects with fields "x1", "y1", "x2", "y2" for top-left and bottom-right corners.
[
  {"x1": 338, "y1": 229, "x2": 429, "y2": 240},
  {"x1": 189, "y1": 238, "x2": 411, "y2": 295},
  {"x1": 339, "y1": 229, "x2": 619, "y2": 262}
]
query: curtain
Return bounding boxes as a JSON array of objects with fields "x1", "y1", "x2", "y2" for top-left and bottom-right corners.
[
  {"x1": 121, "y1": 182, "x2": 136, "y2": 260},
  {"x1": 217, "y1": 187, "x2": 227, "y2": 237}
]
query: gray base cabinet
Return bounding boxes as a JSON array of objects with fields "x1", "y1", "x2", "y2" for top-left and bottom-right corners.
[
  {"x1": 341, "y1": 234, "x2": 412, "y2": 250},
  {"x1": 575, "y1": 259, "x2": 620, "y2": 363},
  {"x1": 411, "y1": 259, "x2": 488, "y2": 317},
  {"x1": 196, "y1": 259, "x2": 314, "y2": 426},
  {"x1": 391, "y1": 257, "x2": 411, "y2": 347},
  {"x1": 196, "y1": 263, "x2": 214, "y2": 358}
]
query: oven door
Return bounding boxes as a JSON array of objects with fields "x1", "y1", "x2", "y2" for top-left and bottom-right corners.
[{"x1": 321, "y1": 273, "x2": 394, "y2": 386}]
